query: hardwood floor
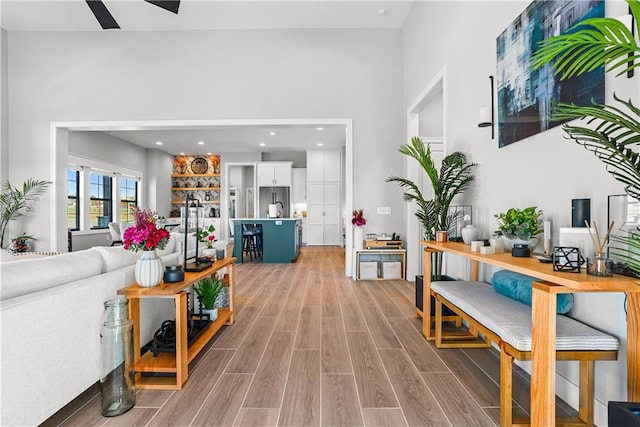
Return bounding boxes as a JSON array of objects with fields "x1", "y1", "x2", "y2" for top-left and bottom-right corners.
[{"x1": 43, "y1": 246, "x2": 577, "y2": 426}]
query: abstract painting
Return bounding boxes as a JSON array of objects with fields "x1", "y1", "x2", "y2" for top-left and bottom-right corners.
[{"x1": 496, "y1": 0, "x2": 605, "y2": 148}]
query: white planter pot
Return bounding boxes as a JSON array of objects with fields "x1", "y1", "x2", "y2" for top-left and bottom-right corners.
[
  {"x1": 135, "y1": 250, "x2": 164, "y2": 287},
  {"x1": 202, "y1": 308, "x2": 218, "y2": 321},
  {"x1": 354, "y1": 227, "x2": 364, "y2": 250}
]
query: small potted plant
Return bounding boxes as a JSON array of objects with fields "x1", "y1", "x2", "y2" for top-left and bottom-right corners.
[
  {"x1": 197, "y1": 224, "x2": 217, "y2": 258},
  {"x1": 494, "y1": 206, "x2": 543, "y2": 256},
  {"x1": 9, "y1": 233, "x2": 35, "y2": 253},
  {"x1": 192, "y1": 275, "x2": 225, "y2": 321}
]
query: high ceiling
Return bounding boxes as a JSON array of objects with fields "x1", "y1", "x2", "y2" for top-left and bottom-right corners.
[
  {"x1": 1, "y1": 0, "x2": 413, "y2": 155},
  {"x1": 0, "y1": 1, "x2": 413, "y2": 32}
]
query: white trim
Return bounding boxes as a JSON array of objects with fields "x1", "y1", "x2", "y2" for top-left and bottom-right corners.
[
  {"x1": 405, "y1": 65, "x2": 448, "y2": 279},
  {"x1": 68, "y1": 154, "x2": 143, "y2": 179}
]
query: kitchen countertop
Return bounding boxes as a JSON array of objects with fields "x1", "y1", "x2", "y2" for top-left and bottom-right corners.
[{"x1": 231, "y1": 218, "x2": 301, "y2": 221}]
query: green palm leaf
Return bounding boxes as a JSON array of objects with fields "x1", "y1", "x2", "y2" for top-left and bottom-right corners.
[
  {"x1": 531, "y1": 16, "x2": 639, "y2": 78},
  {"x1": 0, "y1": 179, "x2": 51, "y2": 247}
]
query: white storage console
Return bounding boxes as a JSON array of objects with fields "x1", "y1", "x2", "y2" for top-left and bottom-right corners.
[{"x1": 353, "y1": 249, "x2": 406, "y2": 280}]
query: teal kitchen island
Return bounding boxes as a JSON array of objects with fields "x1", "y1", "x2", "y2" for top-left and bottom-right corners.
[{"x1": 232, "y1": 218, "x2": 301, "y2": 263}]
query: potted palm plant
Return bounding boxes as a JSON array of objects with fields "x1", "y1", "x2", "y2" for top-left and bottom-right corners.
[
  {"x1": 387, "y1": 137, "x2": 477, "y2": 316},
  {"x1": 0, "y1": 179, "x2": 50, "y2": 248},
  {"x1": 530, "y1": 0, "x2": 639, "y2": 276},
  {"x1": 192, "y1": 275, "x2": 225, "y2": 321}
]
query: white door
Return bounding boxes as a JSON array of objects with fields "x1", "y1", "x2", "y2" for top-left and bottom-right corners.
[{"x1": 306, "y1": 182, "x2": 324, "y2": 245}]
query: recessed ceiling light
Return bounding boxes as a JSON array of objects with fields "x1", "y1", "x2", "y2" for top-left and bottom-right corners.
[
  {"x1": 270, "y1": 131, "x2": 275, "y2": 136},
  {"x1": 317, "y1": 143, "x2": 324, "y2": 147},
  {"x1": 316, "y1": 127, "x2": 324, "y2": 131},
  {"x1": 180, "y1": 152, "x2": 185, "y2": 155},
  {"x1": 197, "y1": 141, "x2": 205, "y2": 145},
  {"x1": 259, "y1": 142, "x2": 266, "y2": 147},
  {"x1": 155, "y1": 141, "x2": 163, "y2": 145},
  {"x1": 378, "y1": 9, "x2": 387, "y2": 16}
]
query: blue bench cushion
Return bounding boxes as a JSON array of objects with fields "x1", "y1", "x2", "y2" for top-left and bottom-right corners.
[
  {"x1": 431, "y1": 281, "x2": 619, "y2": 352},
  {"x1": 492, "y1": 270, "x2": 574, "y2": 314}
]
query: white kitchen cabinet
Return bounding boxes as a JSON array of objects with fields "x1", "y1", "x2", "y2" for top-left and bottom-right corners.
[
  {"x1": 306, "y1": 149, "x2": 341, "y2": 182},
  {"x1": 257, "y1": 162, "x2": 292, "y2": 187},
  {"x1": 306, "y1": 181, "x2": 340, "y2": 246},
  {"x1": 292, "y1": 168, "x2": 307, "y2": 203},
  {"x1": 306, "y1": 149, "x2": 342, "y2": 246}
]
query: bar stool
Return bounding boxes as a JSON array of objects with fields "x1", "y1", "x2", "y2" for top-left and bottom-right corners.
[{"x1": 242, "y1": 224, "x2": 261, "y2": 261}]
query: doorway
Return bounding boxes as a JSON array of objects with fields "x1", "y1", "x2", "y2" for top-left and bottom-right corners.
[{"x1": 51, "y1": 118, "x2": 354, "y2": 276}]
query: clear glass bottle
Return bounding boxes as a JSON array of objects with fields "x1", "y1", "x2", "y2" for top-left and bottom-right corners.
[{"x1": 100, "y1": 296, "x2": 135, "y2": 417}]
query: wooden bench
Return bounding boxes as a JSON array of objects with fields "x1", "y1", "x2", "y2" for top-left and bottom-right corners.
[{"x1": 430, "y1": 280, "x2": 620, "y2": 427}]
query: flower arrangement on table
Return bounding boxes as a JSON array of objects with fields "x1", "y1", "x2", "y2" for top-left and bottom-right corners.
[
  {"x1": 123, "y1": 207, "x2": 170, "y2": 252},
  {"x1": 9, "y1": 233, "x2": 35, "y2": 253},
  {"x1": 198, "y1": 224, "x2": 217, "y2": 249},
  {"x1": 352, "y1": 209, "x2": 366, "y2": 227}
]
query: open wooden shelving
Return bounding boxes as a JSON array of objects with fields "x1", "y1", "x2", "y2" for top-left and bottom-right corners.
[{"x1": 118, "y1": 258, "x2": 235, "y2": 390}]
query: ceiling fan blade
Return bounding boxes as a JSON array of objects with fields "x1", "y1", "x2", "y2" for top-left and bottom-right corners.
[
  {"x1": 85, "y1": 0, "x2": 120, "y2": 29},
  {"x1": 144, "y1": 0, "x2": 181, "y2": 14}
]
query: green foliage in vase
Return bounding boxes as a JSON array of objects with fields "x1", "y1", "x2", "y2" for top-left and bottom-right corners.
[
  {"x1": 494, "y1": 207, "x2": 543, "y2": 241},
  {"x1": 193, "y1": 275, "x2": 224, "y2": 310},
  {"x1": 0, "y1": 179, "x2": 51, "y2": 248},
  {"x1": 530, "y1": 0, "x2": 640, "y2": 277}
]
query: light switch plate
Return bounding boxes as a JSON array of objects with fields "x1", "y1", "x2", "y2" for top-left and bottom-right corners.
[{"x1": 377, "y1": 206, "x2": 391, "y2": 215}]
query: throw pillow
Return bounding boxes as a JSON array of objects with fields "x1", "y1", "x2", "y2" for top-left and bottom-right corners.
[{"x1": 491, "y1": 270, "x2": 574, "y2": 314}]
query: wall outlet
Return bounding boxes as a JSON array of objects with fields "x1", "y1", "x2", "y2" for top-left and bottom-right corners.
[{"x1": 377, "y1": 206, "x2": 391, "y2": 215}]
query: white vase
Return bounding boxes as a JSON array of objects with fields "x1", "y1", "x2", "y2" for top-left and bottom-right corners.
[
  {"x1": 135, "y1": 250, "x2": 164, "y2": 287},
  {"x1": 202, "y1": 307, "x2": 218, "y2": 321},
  {"x1": 461, "y1": 225, "x2": 479, "y2": 244},
  {"x1": 354, "y1": 227, "x2": 364, "y2": 250}
]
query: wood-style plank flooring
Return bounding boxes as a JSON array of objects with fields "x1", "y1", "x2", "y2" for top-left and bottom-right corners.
[{"x1": 43, "y1": 246, "x2": 577, "y2": 426}]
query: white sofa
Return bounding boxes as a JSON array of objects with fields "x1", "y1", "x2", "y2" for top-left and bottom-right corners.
[{"x1": 0, "y1": 234, "x2": 190, "y2": 426}]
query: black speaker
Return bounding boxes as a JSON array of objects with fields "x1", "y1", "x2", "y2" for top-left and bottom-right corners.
[
  {"x1": 608, "y1": 401, "x2": 640, "y2": 426},
  {"x1": 572, "y1": 198, "x2": 591, "y2": 227}
]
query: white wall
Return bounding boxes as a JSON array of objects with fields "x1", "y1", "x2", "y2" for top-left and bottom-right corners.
[
  {"x1": 1, "y1": 28, "x2": 7, "y2": 183},
  {"x1": 5, "y1": 29, "x2": 404, "y2": 252},
  {"x1": 402, "y1": 1, "x2": 636, "y2": 424}
]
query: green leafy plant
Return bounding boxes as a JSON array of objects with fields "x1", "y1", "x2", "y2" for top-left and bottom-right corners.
[
  {"x1": 386, "y1": 137, "x2": 477, "y2": 240},
  {"x1": 0, "y1": 179, "x2": 51, "y2": 248},
  {"x1": 530, "y1": 0, "x2": 640, "y2": 276},
  {"x1": 192, "y1": 276, "x2": 224, "y2": 310},
  {"x1": 494, "y1": 207, "x2": 543, "y2": 241},
  {"x1": 197, "y1": 224, "x2": 216, "y2": 249},
  {"x1": 386, "y1": 136, "x2": 477, "y2": 279}
]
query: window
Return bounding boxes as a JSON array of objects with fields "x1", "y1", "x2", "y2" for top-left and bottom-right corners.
[
  {"x1": 67, "y1": 168, "x2": 79, "y2": 230},
  {"x1": 90, "y1": 173, "x2": 113, "y2": 229},
  {"x1": 120, "y1": 177, "x2": 138, "y2": 223}
]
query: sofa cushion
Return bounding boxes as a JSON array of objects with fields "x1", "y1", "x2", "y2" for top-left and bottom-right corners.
[
  {"x1": 0, "y1": 250, "x2": 104, "y2": 300},
  {"x1": 492, "y1": 270, "x2": 574, "y2": 314},
  {"x1": 90, "y1": 246, "x2": 139, "y2": 273},
  {"x1": 156, "y1": 233, "x2": 177, "y2": 258}
]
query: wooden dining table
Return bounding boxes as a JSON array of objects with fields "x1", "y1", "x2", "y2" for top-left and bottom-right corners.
[{"x1": 419, "y1": 240, "x2": 640, "y2": 426}]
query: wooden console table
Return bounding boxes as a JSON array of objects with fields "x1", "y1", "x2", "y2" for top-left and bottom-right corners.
[
  {"x1": 420, "y1": 240, "x2": 640, "y2": 426},
  {"x1": 117, "y1": 257, "x2": 236, "y2": 390}
]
